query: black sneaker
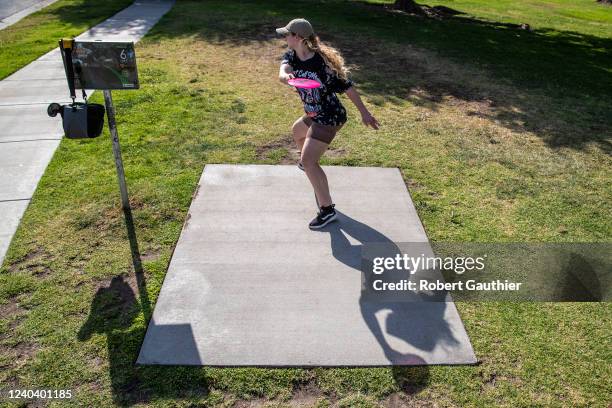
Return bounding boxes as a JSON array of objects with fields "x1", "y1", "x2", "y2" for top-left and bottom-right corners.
[
  {"x1": 309, "y1": 204, "x2": 337, "y2": 229},
  {"x1": 297, "y1": 161, "x2": 304, "y2": 171}
]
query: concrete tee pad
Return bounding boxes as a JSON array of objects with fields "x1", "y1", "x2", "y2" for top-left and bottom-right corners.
[{"x1": 137, "y1": 164, "x2": 477, "y2": 366}]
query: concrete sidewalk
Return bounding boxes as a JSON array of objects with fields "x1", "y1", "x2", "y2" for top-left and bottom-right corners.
[
  {"x1": 0, "y1": 0, "x2": 59, "y2": 30},
  {"x1": 0, "y1": 0, "x2": 175, "y2": 265}
]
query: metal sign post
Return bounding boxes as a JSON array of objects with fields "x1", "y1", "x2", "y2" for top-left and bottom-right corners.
[
  {"x1": 103, "y1": 89, "x2": 131, "y2": 211},
  {"x1": 103, "y1": 88, "x2": 148, "y2": 319}
]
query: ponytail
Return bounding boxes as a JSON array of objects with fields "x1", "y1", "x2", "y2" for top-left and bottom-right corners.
[{"x1": 302, "y1": 34, "x2": 349, "y2": 80}]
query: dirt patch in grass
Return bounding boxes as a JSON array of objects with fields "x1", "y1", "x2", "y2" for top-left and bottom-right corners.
[
  {"x1": 404, "y1": 178, "x2": 424, "y2": 192},
  {"x1": 140, "y1": 248, "x2": 162, "y2": 263},
  {"x1": 0, "y1": 290, "x2": 38, "y2": 386},
  {"x1": 381, "y1": 392, "x2": 428, "y2": 408},
  {"x1": 9, "y1": 341, "x2": 37, "y2": 361},
  {"x1": 326, "y1": 147, "x2": 348, "y2": 158},
  {"x1": 0, "y1": 299, "x2": 27, "y2": 340},
  {"x1": 0, "y1": 337, "x2": 38, "y2": 376},
  {"x1": 233, "y1": 398, "x2": 268, "y2": 407},
  {"x1": 230, "y1": 378, "x2": 331, "y2": 407},
  {"x1": 256, "y1": 136, "x2": 298, "y2": 163},
  {"x1": 88, "y1": 355, "x2": 105, "y2": 371},
  {"x1": 256, "y1": 136, "x2": 348, "y2": 164},
  {"x1": 210, "y1": 376, "x2": 320, "y2": 407},
  {"x1": 0, "y1": 298, "x2": 26, "y2": 319},
  {"x1": 290, "y1": 378, "x2": 329, "y2": 407},
  {"x1": 7, "y1": 246, "x2": 53, "y2": 277},
  {"x1": 100, "y1": 196, "x2": 147, "y2": 227}
]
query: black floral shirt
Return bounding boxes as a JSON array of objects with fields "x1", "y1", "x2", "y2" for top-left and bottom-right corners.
[{"x1": 281, "y1": 49, "x2": 354, "y2": 126}]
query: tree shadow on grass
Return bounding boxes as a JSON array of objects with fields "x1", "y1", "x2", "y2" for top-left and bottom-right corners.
[{"x1": 143, "y1": 0, "x2": 610, "y2": 153}]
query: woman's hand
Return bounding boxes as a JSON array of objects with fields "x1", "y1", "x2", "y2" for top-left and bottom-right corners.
[
  {"x1": 361, "y1": 110, "x2": 380, "y2": 130},
  {"x1": 345, "y1": 87, "x2": 380, "y2": 130},
  {"x1": 279, "y1": 62, "x2": 295, "y2": 84},
  {"x1": 280, "y1": 72, "x2": 295, "y2": 84}
]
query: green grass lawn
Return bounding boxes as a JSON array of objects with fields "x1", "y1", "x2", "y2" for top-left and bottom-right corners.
[
  {"x1": 368, "y1": 0, "x2": 612, "y2": 38},
  {"x1": 0, "y1": 0, "x2": 133, "y2": 80},
  {"x1": 1, "y1": 0, "x2": 611, "y2": 406}
]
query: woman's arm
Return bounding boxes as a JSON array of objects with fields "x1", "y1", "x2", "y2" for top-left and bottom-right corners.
[
  {"x1": 345, "y1": 86, "x2": 380, "y2": 130},
  {"x1": 279, "y1": 63, "x2": 295, "y2": 84}
]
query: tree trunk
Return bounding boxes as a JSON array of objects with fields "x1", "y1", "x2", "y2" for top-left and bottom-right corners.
[{"x1": 394, "y1": 0, "x2": 422, "y2": 13}]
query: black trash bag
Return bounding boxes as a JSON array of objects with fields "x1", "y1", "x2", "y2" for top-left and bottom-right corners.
[{"x1": 48, "y1": 102, "x2": 105, "y2": 139}]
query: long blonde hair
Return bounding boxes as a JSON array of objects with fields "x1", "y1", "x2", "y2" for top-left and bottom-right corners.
[{"x1": 302, "y1": 34, "x2": 349, "y2": 81}]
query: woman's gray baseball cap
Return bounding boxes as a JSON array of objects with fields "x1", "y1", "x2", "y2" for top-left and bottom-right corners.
[{"x1": 275, "y1": 18, "x2": 314, "y2": 38}]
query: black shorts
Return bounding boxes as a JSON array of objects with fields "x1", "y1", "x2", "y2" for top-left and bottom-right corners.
[{"x1": 300, "y1": 115, "x2": 344, "y2": 144}]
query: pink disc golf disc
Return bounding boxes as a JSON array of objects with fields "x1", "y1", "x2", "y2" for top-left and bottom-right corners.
[{"x1": 288, "y1": 78, "x2": 321, "y2": 89}]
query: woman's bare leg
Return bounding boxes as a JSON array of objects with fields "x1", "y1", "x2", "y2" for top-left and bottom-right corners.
[
  {"x1": 301, "y1": 137, "x2": 332, "y2": 207},
  {"x1": 292, "y1": 117, "x2": 308, "y2": 153}
]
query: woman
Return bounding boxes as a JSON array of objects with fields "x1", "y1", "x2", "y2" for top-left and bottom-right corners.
[{"x1": 277, "y1": 18, "x2": 380, "y2": 229}]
